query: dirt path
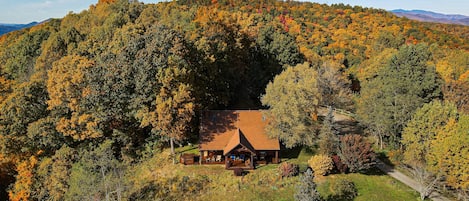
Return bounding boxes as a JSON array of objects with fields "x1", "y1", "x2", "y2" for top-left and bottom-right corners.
[
  {"x1": 376, "y1": 160, "x2": 451, "y2": 201},
  {"x1": 322, "y1": 108, "x2": 452, "y2": 201}
]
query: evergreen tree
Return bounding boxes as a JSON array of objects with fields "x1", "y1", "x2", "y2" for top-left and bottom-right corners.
[
  {"x1": 295, "y1": 168, "x2": 322, "y2": 201},
  {"x1": 357, "y1": 44, "x2": 442, "y2": 148},
  {"x1": 318, "y1": 107, "x2": 339, "y2": 156}
]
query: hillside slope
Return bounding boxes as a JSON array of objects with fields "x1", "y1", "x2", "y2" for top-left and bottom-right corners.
[
  {"x1": 0, "y1": 0, "x2": 468, "y2": 200},
  {"x1": 392, "y1": 9, "x2": 469, "y2": 26},
  {"x1": 0, "y1": 22, "x2": 39, "y2": 36}
]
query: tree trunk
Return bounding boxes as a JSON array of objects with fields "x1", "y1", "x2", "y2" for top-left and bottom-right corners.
[
  {"x1": 101, "y1": 165, "x2": 109, "y2": 201},
  {"x1": 170, "y1": 137, "x2": 175, "y2": 164},
  {"x1": 379, "y1": 134, "x2": 383, "y2": 150}
]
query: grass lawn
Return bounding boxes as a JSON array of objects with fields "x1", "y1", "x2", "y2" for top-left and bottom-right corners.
[
  {"x1": 172, "y1": 145, "x2": 420, "y2": 201},
  {"x1": 316, "y1": 170, "x2": 420, "y2": 201}
]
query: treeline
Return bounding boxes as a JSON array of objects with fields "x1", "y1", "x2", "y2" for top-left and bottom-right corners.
[{"x1": 0, "y1": 0, "x2": 468, "y2": 200}]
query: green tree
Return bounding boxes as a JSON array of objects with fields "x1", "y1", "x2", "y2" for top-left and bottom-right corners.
[
  {"x1": 318, "y1": 107, "x2": 339, "y2": 156},
  {"x1": 33, "y1": 145, "x2": 76, "y2": 201},
  {"x1": 130, "y1": 24, "x2": 192, "y2": 121},
  {"x1": 1, "y1": 29, "x2": 50, "y2": 81},
  {"x1": 357, "y1": 44, "x2": 442, "y2": 147},
  {"x1": 295, "y1": 168, "x2": 322, "y2": 201},
  {"x1": 124, "y1": 25, "x2": 196, "y2": 162},
  {"x1": 256, "y1": 25, "x2": 304, "y2": 67},
  {"x1": 428, "y1": 115, "x2": 469, "y2": 194},
  {"x1": 0, "y1": 81, "x2": 48, "y2": 157},
  {"x1": 34, "y1": 26, "x2": 84, "y2": 75},
  {"x1": 262, "y1": 62, "x2": 321, "y2": 148},
  {"x1": 26, "y1": 117, "x2": 66, "y2": 156},
  {"x1": 372, "y1": 30, "x2": 404, "y2": 53},
  {"x1": 401, "y1": 101, "x2": 457, "y2": 166},
  {"x1": 66, "y1": 140, "x2": 127, "y2": 201}
]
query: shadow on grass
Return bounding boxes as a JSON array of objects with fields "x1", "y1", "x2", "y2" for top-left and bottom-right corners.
[
  {"x1": 281, "y1": 145, "x2": 316, "y2": 159},
  {"x1": 255, "y1": 164, "x2": 277, "y2": 170},
  {"x1": 360, "y1": 166, "x2": 387, "y2": 176},
  {"x1": 179, "y1": 146, "x2": 198, "y2": 154},
  {"x1": 376, "y1": 151, "x2": 395, "y2": 168},
  {"x1": 324, "y1": 195, "x2": 355, "y2": 201},
  {"x1": 280, "y1": 145, "x2": 302, "y2": 159}
]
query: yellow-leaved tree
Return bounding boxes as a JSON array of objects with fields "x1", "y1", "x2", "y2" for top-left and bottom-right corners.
[
  {"x1": 262, "y1": 62, "x2": 321, "y2": 148},
  {"x1": 8, "y1": 156, "x2": 37, "y2": 201},
  {"x1": 153, "y1": 67, "x2": 194, "y2": 164},
  {"x1": 428, "y1": 116, "x2": 469, "y2": 197},
  {"x1": 47, "y1": 55, "x2": 102, "y2": 140}
]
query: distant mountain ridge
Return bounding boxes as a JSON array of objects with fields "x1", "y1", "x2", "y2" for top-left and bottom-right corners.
[
  {"x1": 391, "y1": 9, "x2": 469, "y2": 26},
  {"x1": 0, "y1": 22, "x2": 39, "y2": 36}
]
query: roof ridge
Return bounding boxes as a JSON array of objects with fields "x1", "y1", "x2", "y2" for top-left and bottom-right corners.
[{"x1": 223, "y1": 128, "x2": 256, "y2": 155}]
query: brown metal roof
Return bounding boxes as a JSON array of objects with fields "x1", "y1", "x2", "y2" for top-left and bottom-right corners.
[
  {"x1": 199, "y1": 110, "x2": 280, "y2": 151},
  {"x1": 223, "y1": 128, "x2": 256, "y2": 155}
]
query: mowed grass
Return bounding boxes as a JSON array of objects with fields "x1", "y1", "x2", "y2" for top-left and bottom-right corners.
[
  {"x1": 172, "y1": 145, "x2": 420, "y2": 201},
  {"x1": 316, "y1": 171, "x2": 420, "y2": 201}
]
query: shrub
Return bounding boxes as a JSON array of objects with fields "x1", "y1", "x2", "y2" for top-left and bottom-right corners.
[
  {"x1": 308, "y1": 154, "x2": 333, "y2": 176},
  {"x1": 295, "y1": 169, "x2": 321, "y2": 201},
  {"x1": 329, "y1": 179, "x2": 357, "y2": 201},
  {"x1": 331, "y1": 155, "x2": 348, "y2": 173},
  {"x1": 338, "y1": 134, "x2": 376, "y2": 173},
  {"x1": 278, "y1": 162, "x2": 299, "y2": 178}
]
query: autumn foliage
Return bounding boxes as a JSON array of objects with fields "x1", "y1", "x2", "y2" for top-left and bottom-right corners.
[
  {"x1": 278, "y1": 162, "x2": 299, "y2": 178},
  {"x1": 338, "y1": 135, "x2": 376, "y2": 173},
  {"x1": 0, "y1": 0, "x2": 467, "y2": 199},
  {"x1": 308, "y1": 154, "x2": 333, "y2": 176}
]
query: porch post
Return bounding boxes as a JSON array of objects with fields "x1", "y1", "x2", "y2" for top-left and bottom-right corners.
[
  {"x1": 251, "y1": 154, "x2": 255, "y2": 169},
  {"x1": 225, "y1": 155, "x2": 229, "y2": 169},
  {"x1": 199, "y1": 151, "x2": 202, "y2": 165},
  {"x1": 275, "y1": 150, "x2": 279, "y2": 164}
]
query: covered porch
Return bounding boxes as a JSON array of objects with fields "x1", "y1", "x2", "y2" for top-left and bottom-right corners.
[
  {"x1": 255, "y1": 150, "x2": 280, "y2": 165},
  {"x1": 225, "y1": 148, "x2": 255, "y2": 170},
  {"x1": 199, "y1": 150, "x2": 225, "y2": 164}
]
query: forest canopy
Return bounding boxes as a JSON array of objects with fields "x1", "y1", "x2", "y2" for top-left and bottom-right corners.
[{"x1": 0, "y1": 0, "x2": 468, "y2": 200}]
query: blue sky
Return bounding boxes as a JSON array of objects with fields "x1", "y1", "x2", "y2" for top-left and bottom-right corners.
[{"x1": 1, "y1": 0, "x2": 468, "y2": 24}]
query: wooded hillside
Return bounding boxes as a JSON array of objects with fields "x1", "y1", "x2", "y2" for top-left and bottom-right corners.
[{"x1": 0, "y1": 0, "x2": 468, "y2": 200}]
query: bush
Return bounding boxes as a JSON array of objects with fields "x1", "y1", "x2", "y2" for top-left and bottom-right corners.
[
  {"x1": 338, "y1": 134, "x2": 376, "y2": 173},
  {"x1": 278, "y1": 162, "x2": 299, "y2": 178},
  {"x1": 331, "y1": 155, "x2": 348, "y2": 173},
  {"x1": 295, "y1": 169, "x2": 321, "y2": 201},
  {"x1": 308, "y1": 154, "x2": 333, "y2": 176},
  {"x1": 329, "y1": 179, "x2": 357, "y2": 201}
]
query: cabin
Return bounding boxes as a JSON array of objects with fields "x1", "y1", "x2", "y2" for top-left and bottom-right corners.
[{"x1": 198, "y1": 110, "x2": 280, "y2": 170}]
